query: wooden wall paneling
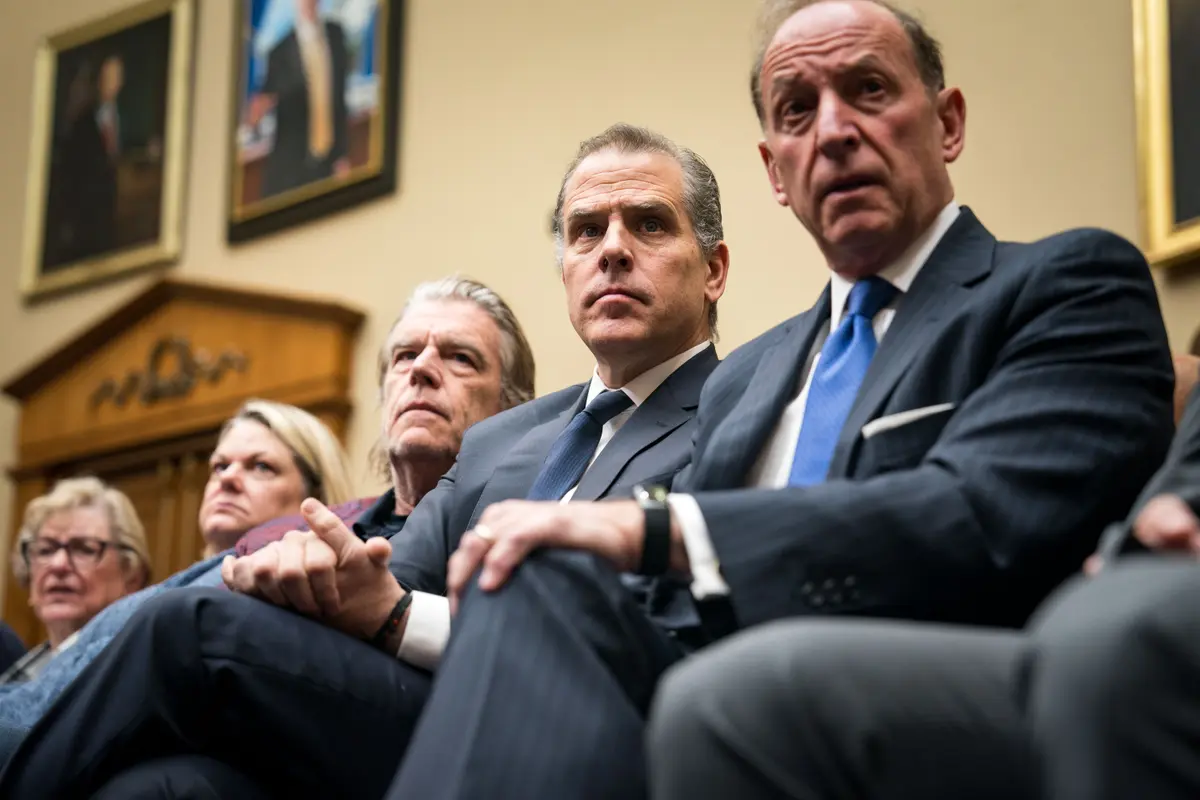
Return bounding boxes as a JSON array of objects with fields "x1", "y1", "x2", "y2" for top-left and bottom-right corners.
[
  {"x1": 2, "y1": 474, "x2": 50, "y2": 647},
  {"x1": 1, "y1": 278, "x2": 365, "y2": 622},
  {"x1": 176, "y1": 451, "x2": 207, "y2": 571}
]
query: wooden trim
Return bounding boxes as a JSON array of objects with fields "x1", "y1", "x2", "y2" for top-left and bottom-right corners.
[
  {"x1": 4, "y1": 278, "x2": 365, "y2": 400},
  {"x1": 14, "y1": 386, "x2": 352, "y2": 471}
]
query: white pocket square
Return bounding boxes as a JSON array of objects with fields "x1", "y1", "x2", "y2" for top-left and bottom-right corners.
[{"x1": 861, "y1": 403, "x2": 956, "y2": 440}]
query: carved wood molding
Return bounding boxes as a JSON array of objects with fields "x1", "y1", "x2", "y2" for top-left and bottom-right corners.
[{"x1": 90, "y1": 335, "x2": 249, "y2": 409}]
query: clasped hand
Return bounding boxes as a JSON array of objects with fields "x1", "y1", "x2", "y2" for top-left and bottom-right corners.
[
  {"x1": 1086, "y1": 493, "x2": 1200, "y2": 576},
  {"x1": 222, "y1": 498, "x2": 402, "y2": 640}
]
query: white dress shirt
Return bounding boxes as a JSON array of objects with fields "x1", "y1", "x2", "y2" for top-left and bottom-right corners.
[
  {"x1": 396, "y1": 341, "x2": 712, "y2": 670},
  {"x1": 671, "y1": 202, "x2": 962, "y2": 599}
]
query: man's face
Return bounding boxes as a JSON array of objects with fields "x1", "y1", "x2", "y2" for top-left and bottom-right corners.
[
  {"x1": 757, "y1": 0, "x2": 964, "y2": 275},
  {"x1": 559, "y1": 149, "x2": 726, "y2": 372},
  {"x1": 98, "y1": 57, "x2": 124, "y2": 103},
  {"x1": 380, "y1": 300, "x2": 506, "y2": 467},
  {"x1": 295, "y1": 0, "x2": 320, "y2": 23}
]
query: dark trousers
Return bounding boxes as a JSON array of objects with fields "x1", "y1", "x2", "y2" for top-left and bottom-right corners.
[
  {"x1": 388, "y1": 550, "x2": 689, "y2": 799},
  {"x1": 647, "y1": 558, "x2": 1200, "y2": 800},
  {"x1": 93, "y1": 757, "x2": 272, "y2": 800},
  {"x1": 0, "y1": 588, "x2": 432, "y2": 800}
]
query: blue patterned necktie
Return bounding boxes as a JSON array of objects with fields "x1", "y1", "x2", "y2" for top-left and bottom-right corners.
[
  {"x1": 788, "y1": 277, "x2": 899, "y2": 486},
  {"x1": 526, "y1": 389, "x2": 635, "y2": 501}
]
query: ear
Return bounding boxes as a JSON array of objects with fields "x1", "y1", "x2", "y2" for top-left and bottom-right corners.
[
  {"x1": 703, "y1": 241, "x2": 731, "y2": 306},
  {"x1": 758, "y1": 140, "x2": 791, "y2": 206},
  {"x1": 936, "y1": 87, "x2": 966, "y2": 164}
]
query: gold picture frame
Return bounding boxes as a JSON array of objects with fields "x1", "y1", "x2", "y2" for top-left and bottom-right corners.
[
  {"x1": 1133, "y1": 0, "x2": 1200, "y2": 267},
  {"x1": 20, "y1": 0, "x2": 194, "y2": 301}
]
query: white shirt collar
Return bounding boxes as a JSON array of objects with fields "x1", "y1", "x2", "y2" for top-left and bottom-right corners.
[
  {"x1": 296, "y1": 16, "x2": 321, "y2": 42},
  {"x1": 828, "y1": 201, "x2": 961, "y2": 328},
  {"x1": 586, "y1": 341, "x2": 710, "y2": 407}
]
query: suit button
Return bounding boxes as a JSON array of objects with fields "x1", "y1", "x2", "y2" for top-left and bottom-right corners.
[
  {"x1": 844, "y1": 576, "x2": 857, "y2": 588},
  {"x1": 811, "y1": 594, "x2": 825, "y2": 607},
  {"x1": 823, "y1": 579, "x2": 835, "y2": 591},
  {"x1": 801, "y1": 582, "x2": 814, "y2": 595}
]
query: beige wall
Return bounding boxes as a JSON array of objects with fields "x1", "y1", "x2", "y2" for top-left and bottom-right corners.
[{"x1": 1, "y1": 0, "x2": 1197, "y2": 607}]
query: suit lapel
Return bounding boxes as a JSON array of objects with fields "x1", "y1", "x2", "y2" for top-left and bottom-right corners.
[
  {"x1": 466, "y1": 387, "x2": 585, "y2": 525},
  {"x1": 695, "y1": 290, "x2": 832, "y2": 491},
  {"x1": 829, "y1": 208, "x2": 997, "y2": 477},
  {"x1": 572, "y1": 346, "x2": 718, "y2": 501}
]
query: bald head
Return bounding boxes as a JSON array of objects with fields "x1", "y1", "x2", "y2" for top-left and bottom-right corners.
[
  {"x1": 753, "y1": 0, "x2": 966, "y2": 276},
  {"x1": 750, "y1": 0, "x2": 945, "y2": 124}
]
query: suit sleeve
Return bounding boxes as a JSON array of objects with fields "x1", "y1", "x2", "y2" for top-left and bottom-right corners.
[
  {"x1": 329, "y1": 23, "x2": 350, "y2": 161},
  {"x1": 692, "y1": 232, "x2": 1175, "y2": 628},
  {"x1": 1129, "y1": 384, "x2": 1200, "y2": 514},
  {"x1": 262, "y1": 41, "x2": 282, "y2": 96},
  {"x1": 388, "y1": 462, "x2": 458, "y2": 595}
]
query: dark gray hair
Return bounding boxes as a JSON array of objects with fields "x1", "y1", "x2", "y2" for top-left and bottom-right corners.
[
  {"x1": 750, "y1": 0, "x2": 946, "y2": 124},
  {"x1": 380, "y1": 276, "x2": 536, "y2": 411},
  {"x1": 550, "y1": 123, "x2": 723, "y2": 336}
]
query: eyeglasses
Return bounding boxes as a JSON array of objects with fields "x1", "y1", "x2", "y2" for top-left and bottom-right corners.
[{"x1": 22, "y1": 537, "x2": 131, "y2": 570}]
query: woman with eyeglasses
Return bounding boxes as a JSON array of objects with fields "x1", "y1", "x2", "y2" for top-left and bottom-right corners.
[{"x1": 2, "y1": 477, "x2": 151, "y2": 684}]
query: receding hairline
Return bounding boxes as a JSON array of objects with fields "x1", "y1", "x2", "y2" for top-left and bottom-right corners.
[
  {"x1": 387, "y1": 298, "x2": 503, "y2": 362},
  {"x1": 390, "y1": 296, "x2": 503, "y2": 341},
  {"x1": 763, "y1": 2, "x2": 917, "y2": 72},
  {"x1": 562, "y1": 147, "x2": 686, "y2": 193},
  {"x1": 752, "y1": 0, "x2": 946, "y2": 123},
  {"x1": 559, "y1": 149, "x2": 689, "y2": 222}
]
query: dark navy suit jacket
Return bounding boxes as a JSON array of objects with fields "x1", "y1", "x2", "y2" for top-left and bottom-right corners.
[
  {"x1": 388, "y1": 346, "x2": 719, "y2": 599},
  {"x1": 675, "y1": 210, "x2": 1174, "y2": 630}
]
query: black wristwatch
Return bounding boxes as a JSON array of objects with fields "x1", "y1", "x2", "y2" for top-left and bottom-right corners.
[{"x1": 633, "y1": 483, "x2": 671, "y2": 576}]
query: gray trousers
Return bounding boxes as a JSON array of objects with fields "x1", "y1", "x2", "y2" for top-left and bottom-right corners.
[{"x1": 647, "y1": 558, "x2": 1200, "y2": 800}]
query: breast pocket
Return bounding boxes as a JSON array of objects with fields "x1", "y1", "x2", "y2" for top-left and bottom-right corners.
[
  {"x1": 607, "y1": 468, "x2": 685, "y2": 500},
  {"x1": 859, "y1": 406, "x2": 956, "y2": 473}
]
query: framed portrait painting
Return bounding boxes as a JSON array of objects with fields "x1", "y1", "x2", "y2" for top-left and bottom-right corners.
[
  {"x1": 1133, "y1": 0, "x2": 1200, "y2": 267},
  {"x1": 228, "y1": 0, "x2": 404, "y2": 243},
  {"x1": 20, "y1": 0, "x2": 194, "y2": 301}
]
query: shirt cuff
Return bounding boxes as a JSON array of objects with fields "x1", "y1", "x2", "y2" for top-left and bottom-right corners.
[
  {"x1": 666, "y1": 493, "x2": 730, "y2": 598},
  {"x1": 395, "y1": 591, "x2": 450, "y2": 671}
]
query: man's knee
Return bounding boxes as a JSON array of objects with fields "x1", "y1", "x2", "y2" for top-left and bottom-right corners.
[
  {"x1": 129, "y1": 588, "x2": 251, "y2": 656},
  {"x1": 653, "y1": 620, "x2": 849, "y2": 742},
  {"x1": 135, "y1": 587, "x2": 223, "y2": 627},
  {"x1": 462, "y1": 548, "x2": 619, "y2": 614},
  {"x1": 1030, "y1": 560, "x2": 1200, "y2": 711}
]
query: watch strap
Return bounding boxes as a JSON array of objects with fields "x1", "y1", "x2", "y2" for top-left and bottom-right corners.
[
  {"x1": 370, "y1": 592, "x2": 414, "y2": 650},
  {"x1": 635, "y1": 484, "x2": 671, "y2": 576}
]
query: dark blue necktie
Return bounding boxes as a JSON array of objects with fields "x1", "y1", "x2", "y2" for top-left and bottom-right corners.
[
  {"x1": 526, "y1": 390, "x2": 635, "y2": 501},
  {"x1": 788, "y1": 277, "x2": 898, "y2": 486}
]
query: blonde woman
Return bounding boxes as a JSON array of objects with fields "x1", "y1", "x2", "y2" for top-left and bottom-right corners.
[
  {"x1": 197, "y1": 400, "x2": 355, "y2": 558},
  {"x1": 0, "y1": 400, "x2": 352, "y2": 734},
  {"x1": 2, "y1": 478, "x2": 151, "y2": 684}
]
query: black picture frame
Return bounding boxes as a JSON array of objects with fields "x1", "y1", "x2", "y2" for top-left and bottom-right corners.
[{"x1": 226, "y1": 0, "x2": 404, "y2": 244}]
